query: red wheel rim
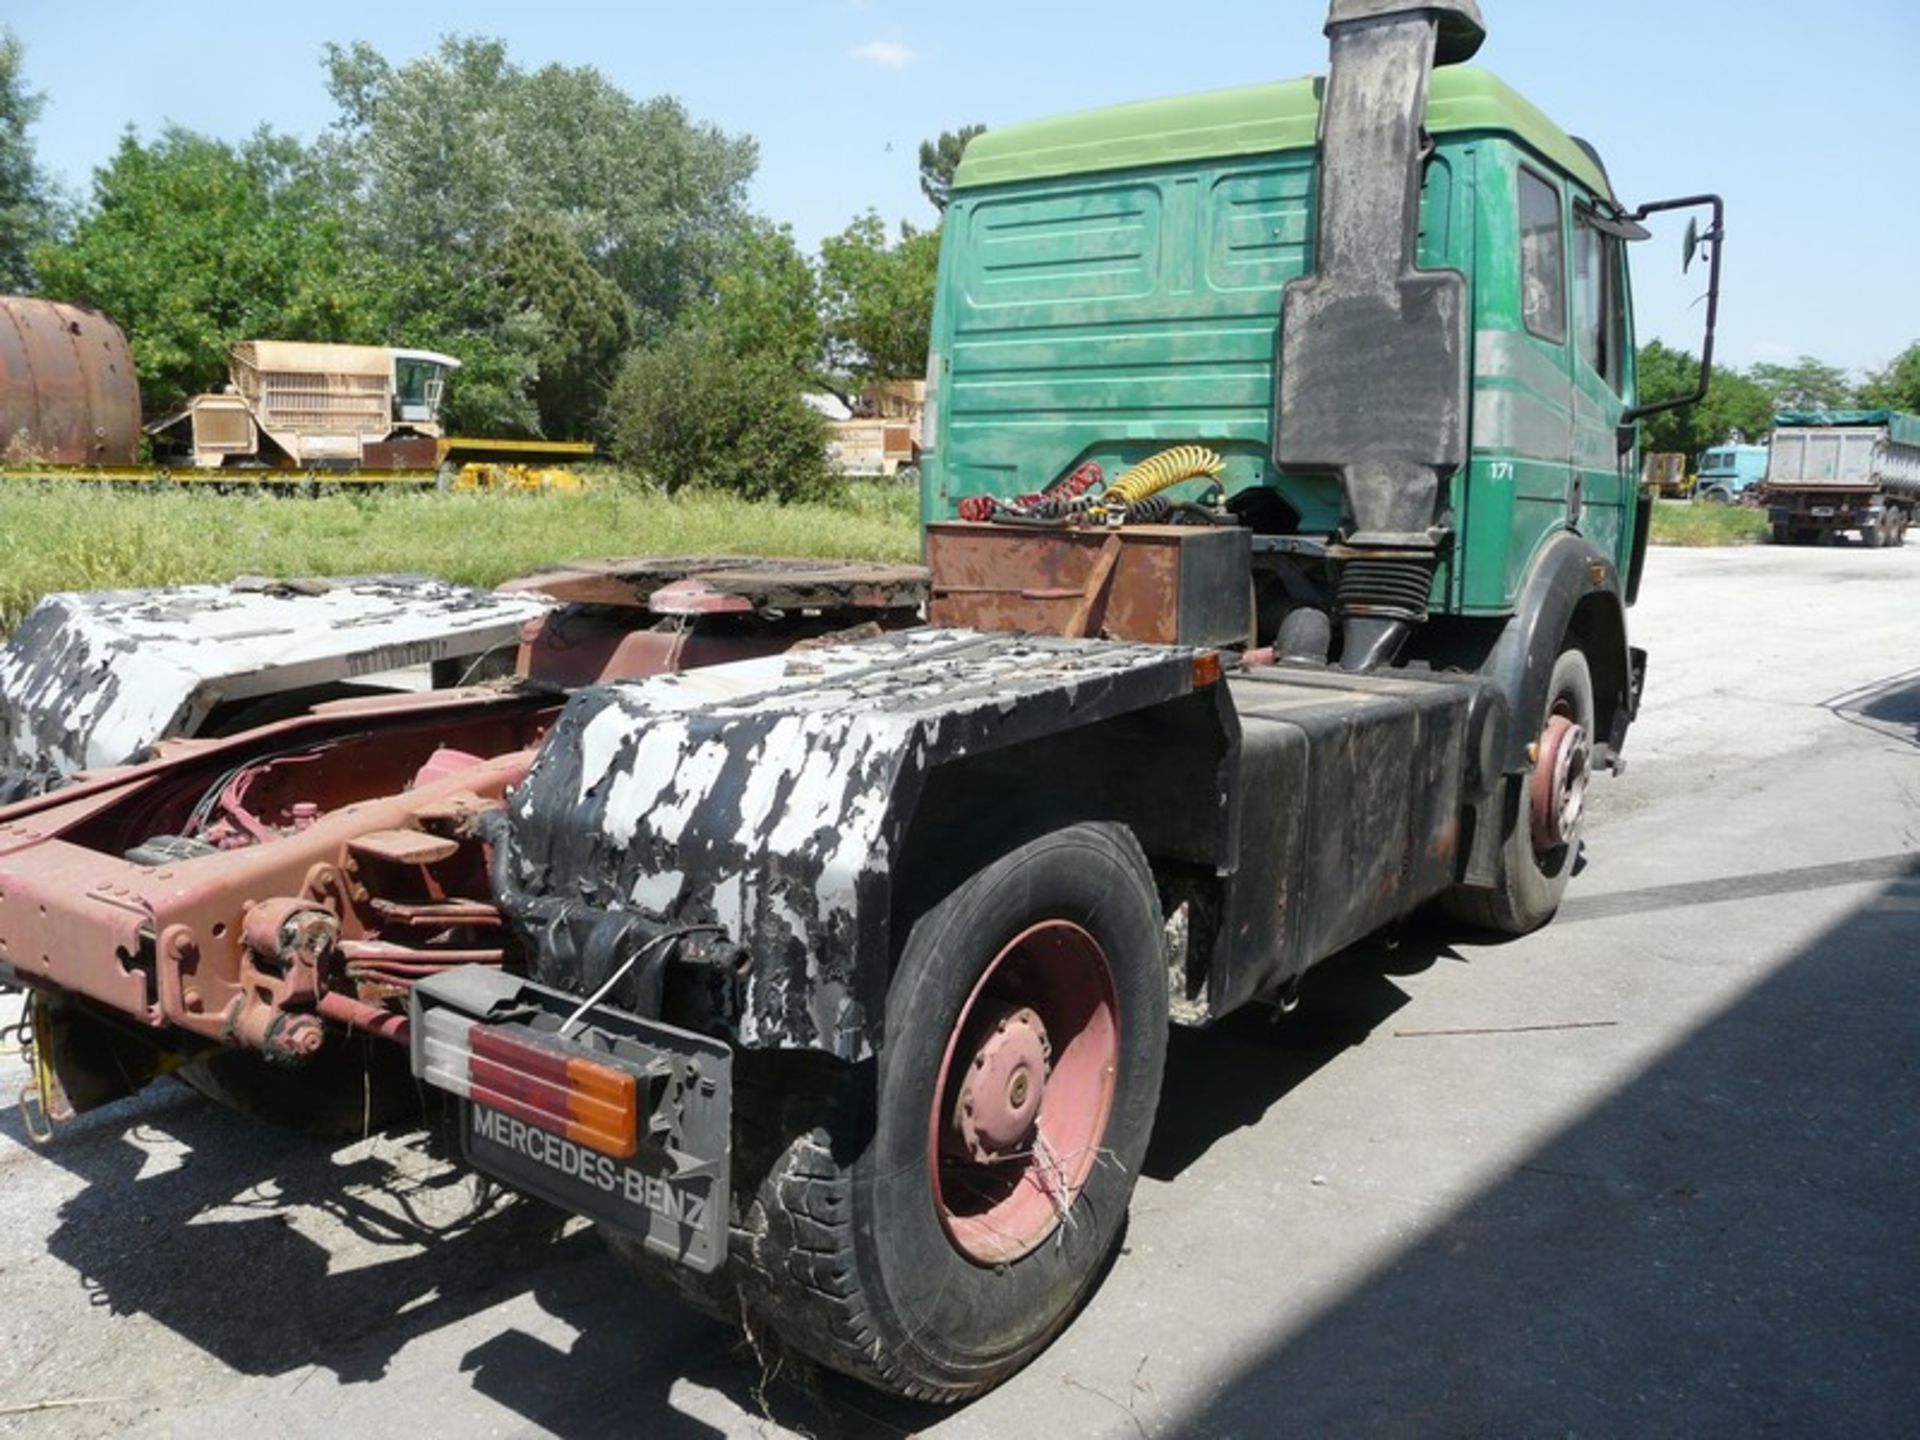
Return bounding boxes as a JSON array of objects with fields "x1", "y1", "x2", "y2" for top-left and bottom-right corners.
[
  {"x1": 929, "y1": 920, "x2": 1120, "y2": 1265},
  {"x1": 1529, "y1": 708, "x2": 1590, "y2": 854}
]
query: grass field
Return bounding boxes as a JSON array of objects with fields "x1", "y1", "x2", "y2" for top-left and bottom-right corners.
[
  {"x1": 0, "y1": 476, "x2": 921, "y2": 630},
  {"x1": 0, "y1": 480, "x2": 1775, "y2": 631},
  {"x1": 1647, "y1": 499, "x2": 1770, "y2": 547}
]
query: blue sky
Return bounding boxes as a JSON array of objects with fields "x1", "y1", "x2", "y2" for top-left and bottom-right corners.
[{"x1": 9, "y1": 0, "x2": 1918, "y2": 374}]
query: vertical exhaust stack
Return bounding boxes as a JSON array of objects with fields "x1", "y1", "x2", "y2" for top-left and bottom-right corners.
[{"x1": 1275, "y1": 1, "x2": 1486, "y2": 671}]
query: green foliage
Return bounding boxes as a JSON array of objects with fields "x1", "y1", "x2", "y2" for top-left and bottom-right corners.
[
  {"x1": 321, "y1": 36, "x2": 756, "y2": 336},
  {"x1": 1694, "y1": 367, "x2": 1775, "y2": 448},
  {"x1": 1633, "y1": 339, "x2": 1701, "y2": 454},
  {"x1": 708, "y1": 219, "x2": 823, "y2": 382},
  {"x1": 1635, "y1": 342, "x2": 1812, "y2": 458},
  {"x1": 1746, "y1": 355, "x2": 1858, "y2": 412},
  {"x1": 1861, "y1": 341, "x2": 1920, "y2": 413},
  {"x1": 0, "y1": 28, "x2": 50, "y2": 290},
  {"x1": 34, "y1": 127, "x2": 393, "y2": 409},
  {"x1": 495, "y1": 215, "x2": 632, "y2": 438},
  {"x1": 605, "y1": 326, "x2": 835, "y2": 503},
  {"x1": 918, "y1": 124, "x2": 986, "y2": 213},
  {"x1": 819, "y1": 211, "x2": 941, "y2": 387}
]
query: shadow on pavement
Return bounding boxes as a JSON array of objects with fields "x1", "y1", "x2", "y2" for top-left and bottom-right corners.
[
  {"x1": 0, "y1": 1087, "x2": 770, "y2": 1435},
  {"x1": 1144, "y1": 921, "x2": 1459, "y2": 1182},
  {"x1": 1169, "y1": 873, "x2": 1920, "y2": 1435},
  {"x1": 0, "y1": 1067, "x2": 936, "y2": 1437},
  {"x1": 1823, "y1": 666, "x2": 1920, "y2": 749}
]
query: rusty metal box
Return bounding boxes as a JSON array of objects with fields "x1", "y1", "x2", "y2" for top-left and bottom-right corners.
[{"x1": 926, "y1": 522, "x2": 1251, "y2": 648}]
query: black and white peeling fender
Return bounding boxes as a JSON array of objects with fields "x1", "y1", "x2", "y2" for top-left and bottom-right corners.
[{"x1": 500, "y1": 629, "x2": 1201, "y2": 1059}]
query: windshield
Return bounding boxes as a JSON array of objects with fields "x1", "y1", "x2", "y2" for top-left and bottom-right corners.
[{"x1": 394, "y1": 358, "x2": 450, "y2": 419}]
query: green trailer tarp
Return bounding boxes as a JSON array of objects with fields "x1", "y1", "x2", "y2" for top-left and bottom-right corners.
[{"x1": 1773, "y1": 409, "x2": 1920, "y2": 449}]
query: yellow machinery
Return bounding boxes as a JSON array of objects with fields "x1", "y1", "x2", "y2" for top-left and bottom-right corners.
[
  {"x1": 0, "y1": 338, "x2": 596, "y2": 489},
  {"x1": 1639, "y1": 451, "x2": 1694, "y2": 499}
]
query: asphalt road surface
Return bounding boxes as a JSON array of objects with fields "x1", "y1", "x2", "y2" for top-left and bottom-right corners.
[{"x1": 2, "y1": 542, "x2": 1916, "y2": 1438}]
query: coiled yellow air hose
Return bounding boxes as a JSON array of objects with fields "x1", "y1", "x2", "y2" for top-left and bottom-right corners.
[{"x1": 1100, "y1": 445, "x2": 1227, "y2": 510}]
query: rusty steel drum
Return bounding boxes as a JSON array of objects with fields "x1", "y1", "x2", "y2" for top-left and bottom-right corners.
[{"x1": 0, "y1": 296, "x2": 142, "y2": 466}]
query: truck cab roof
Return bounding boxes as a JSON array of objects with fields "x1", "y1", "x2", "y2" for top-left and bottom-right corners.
[{"x1": 952, "y1": 64, "x2": 1611, "y2": 200}]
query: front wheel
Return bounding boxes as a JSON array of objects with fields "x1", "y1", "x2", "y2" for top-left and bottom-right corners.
[
  {"x1": 726, "y1": 822, "x2": 1168, "y2": 1401},
  {"x1": 1445, "y1": 647, "x2": 1595, "y2": 936}
]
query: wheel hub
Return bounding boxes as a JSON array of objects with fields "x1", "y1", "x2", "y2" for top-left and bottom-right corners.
[
  {"x1": 930, "y1": 920, "x2": 1120, "y2": 1266},
  {"x1": 955, "y1": 1005, "x2": 1051, "y2": 1161},
  {"x1": 1529, "y1": 711, "x2": 1590, "y2": 852}
]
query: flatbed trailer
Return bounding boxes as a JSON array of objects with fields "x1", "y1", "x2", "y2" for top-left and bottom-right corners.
[
  {"x1": 0, "y1": 436, "x2": 598, "y2": 489},
  {"x1": 0, "y1": 0, "x2": 1723, "y2": 1403}
]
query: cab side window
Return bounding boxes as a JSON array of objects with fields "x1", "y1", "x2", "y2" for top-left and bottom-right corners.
[
  {"x1": 1518, "y1": 168, "x2": 1566, "y2": 344},
  {"x1": 1574, "y1": 208, "x2": 1628, "y2": 393}
]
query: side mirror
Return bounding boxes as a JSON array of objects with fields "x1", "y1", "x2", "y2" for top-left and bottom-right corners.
[{"x1": 1619, "y1": 193, "x2": 1726, "y2": 429}]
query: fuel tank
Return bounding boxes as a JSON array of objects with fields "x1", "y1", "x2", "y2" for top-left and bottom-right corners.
[{"x1": 0, "y1": 296, "x2": 142, "y2": 466}]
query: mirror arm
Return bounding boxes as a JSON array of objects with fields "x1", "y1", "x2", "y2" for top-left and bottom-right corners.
[{"x1": 1618, "y1": 193, "x2": 1726, "y2": 427}]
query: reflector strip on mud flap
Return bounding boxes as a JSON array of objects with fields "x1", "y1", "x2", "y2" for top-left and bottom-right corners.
[{"x1": 411, "y1": 968, "x2": 731, "y2": 1273}]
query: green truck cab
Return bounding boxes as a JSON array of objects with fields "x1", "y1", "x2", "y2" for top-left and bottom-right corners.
[{"x1": 926, "y1": 65, "x2": 1646, "y2": 620}]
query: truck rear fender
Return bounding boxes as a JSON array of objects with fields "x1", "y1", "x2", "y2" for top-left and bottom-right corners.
[{"x1": 495, "y1": 632, "x2": 1224, "y2": 1063}]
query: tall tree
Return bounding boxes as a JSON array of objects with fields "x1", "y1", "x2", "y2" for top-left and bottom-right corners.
[
  {"x1": 495, "y1": 214, "x2": 632, "y2": 438},
  {"x1": 1633, "y1": 342, "x2": 1782, "y2": 456},
  {"x1": 34, "y1": 127, "x2": 391, "y2": 408},
  {"x1": 1633, "y1": 340, "x2": 1706, "y2": 455},
  {"x1": 1694, "y1": 367, "x2": 1776, "y2": 447},
  {"x1": 1860, "y1": 341, "x2": 1920, "y2": 413},
  {"x1": 321, "y1": 36, "x2": 757, "y2": 336},
  {"x1": 706, "y1": 219, "x2": 824, "y2": 383},
  {"x1": 819, "y1": 211, "x2": 941, "y2": 391},
  {"x1": 1747, "y1": 355, "x2": 1857, "y2": 412},
  {"x1": 0, "y1": 28, "x2": 51, "y2": 290},
  {"x1": 918, "y1": 124, "x2": 986, "y2": 213}
]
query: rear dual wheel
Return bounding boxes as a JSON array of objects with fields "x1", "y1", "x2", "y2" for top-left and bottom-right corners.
[{"x1": 722, "y1": 822, "x2": 1168, "y2": 1401}]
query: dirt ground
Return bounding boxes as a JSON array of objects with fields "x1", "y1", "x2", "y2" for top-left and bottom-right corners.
[{"x1": 2, "y1": 542, "x2": 1916, "y2": 1438}]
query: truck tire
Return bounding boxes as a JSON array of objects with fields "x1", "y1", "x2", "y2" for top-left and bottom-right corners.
[
  {"x1": 706, "y1": 822, "x2": 1168, "y2": 1401},
  {"x1": 176, "y1": 1035, "x2": 422, "y2": 1137},
  {"x1": 1771, "y1": 522, "x2": 1791, "y2": 546},
  {"x1": 1445, "y1": 647, "x2": 1594, "y2": 936}
]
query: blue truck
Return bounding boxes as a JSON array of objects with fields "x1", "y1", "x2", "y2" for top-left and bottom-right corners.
[{"x1": 1694, "y1": 442, "x2": 1767, "y2": 503}]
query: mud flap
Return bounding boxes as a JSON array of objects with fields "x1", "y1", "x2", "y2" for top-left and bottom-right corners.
[{"x1": 410, "y1": 968, "x2": 732, "y2": 1273}]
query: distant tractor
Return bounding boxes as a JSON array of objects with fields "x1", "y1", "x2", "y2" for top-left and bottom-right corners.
[
  {"x1": 1641, "y1": 451, "x2": 1692, "y2": 498},
  {"x1": 156, "y1": 340, "x2": 463, "y2": 472},
  {"x1": 1693, "y1": 442, "x2": 1766, "y2": 504}
]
